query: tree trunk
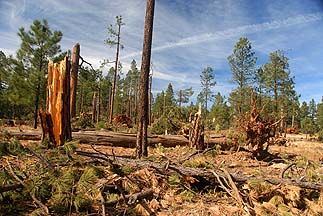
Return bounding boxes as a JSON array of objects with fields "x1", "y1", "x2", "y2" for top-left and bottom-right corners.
[
  {"x1": 136, "y1": 0, "x2": 155, "y2": 158},
  {"x1": 109, "y1": 24, "x2": 121, "y2": 124},
  {"x1": 70, "y1": 43, "x2": 80, "y2": 118},
  {"x1": 6, "y1": 130, "x2": 226, "y2": 148},
  {"x1": 33, "y1": 52, "x2": 44, "y2": 129},
  {"x1": 44, "y1": 57, "x2": 72, "y2": 146},
  {"x1": 148, "y1": 64, "x2": 153, "y2": 125},
  {"x1": 97, "y1": 84, "x2": 101, "y2": 123},
  {"x1": 39, "y1": 109, "x2": 56, "y2": 147},
  {"x1": 189, "y1": 103, "x2": 205, "y2": 150},
  {"x1": 92, "y1": 92, "x2": 97, "y2": 124}
]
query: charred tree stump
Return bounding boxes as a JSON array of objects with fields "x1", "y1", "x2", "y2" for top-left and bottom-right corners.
[
  {"x1": 42, "y1": 56, "x2": 72, "y2": 146},
  {"x1": 70, "y1": 43, "x2": 80, "y2": 118}
]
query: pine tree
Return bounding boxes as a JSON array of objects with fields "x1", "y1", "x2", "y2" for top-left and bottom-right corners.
[
  {"x1": 209, "y1": 92, "x2": 231, "y2": 130},
  {"x1": 105, "y1": 15, "x2": 125, "y2": 123},
  {"x1": 17, "y1": 19, "x2": 62, "y2": 128},
  {"x1": 152, "y1": 91, "x2": 165, "y2": 119},
  {"x1": 177, "y1": 87, "x2": 194, "y2": 109},
  {"x1": 199, "y1": 66, "x2": 216, "y2": 114},
  {"x1": 228, "y1": 37, "x2": 257, "y2": 114},
  {"x1": 165, "y1": 83, "x2": 176, "y2": 109},
  {"x1": 316, "y1": 97, "x2": 323, "y2": 130},
  {"x1": 263, "y1": 50, "x2": 298, "y2": 131}
]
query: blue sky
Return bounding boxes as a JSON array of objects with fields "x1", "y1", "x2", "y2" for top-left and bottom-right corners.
[{"x1": 0, "y1": 0, "x2": 323, "y2": 104}]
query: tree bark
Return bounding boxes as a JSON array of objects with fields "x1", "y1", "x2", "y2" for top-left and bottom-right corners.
[
  {"x1": 39, "y1": 109, "x2": 56, "y2": 146},
  {"x1": 70, "y1": 43, "x2": 80, "y2": 118},
  {"x1": 5, "y1": 130, "x2": 226, "y2": 148},
  {"x1": 136, "y1": 0, "x2": 155, "y2": 159}
]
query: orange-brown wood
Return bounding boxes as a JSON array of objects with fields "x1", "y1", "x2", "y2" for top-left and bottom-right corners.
[{"x1": 42, "y1": 57, "x2": 72, "y2": 146}]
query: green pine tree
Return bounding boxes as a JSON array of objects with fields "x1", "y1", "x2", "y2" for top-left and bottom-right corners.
[
  {"x1": 228, "y1": 37, "x2": 257, "y2": 114},
  {"x1": 17, "y1": 19, "x2": 62, "y2": 128}
]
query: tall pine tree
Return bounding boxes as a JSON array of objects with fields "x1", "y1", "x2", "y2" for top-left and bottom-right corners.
[
  {"x1": 17, "y1": 19, "x2": 62, "y2": 128},
  {"x1": 228, "y1": 37, "x2": 257, "y2": 114}
]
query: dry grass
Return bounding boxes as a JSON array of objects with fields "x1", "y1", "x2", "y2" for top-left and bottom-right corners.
[{"x1": 2, "y1": 126, "x2": 323, "y2": 215}]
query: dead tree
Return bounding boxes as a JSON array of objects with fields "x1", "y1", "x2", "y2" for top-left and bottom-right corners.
[
  {"x1": 189, "y1": 103, "x2": 205, "y2": 150},
  {"x1": 41, "y1": 56, "x2": 72, "y2": 146},
  {"x1": 244, "y1": 92, "x2": 279, "y2": 159},
  {"x1": 39, "y1": 109, "x2": 56, "y2": 147},
  {"x1": 70, "y1": 43, "x2": 80, "y2": 118},
  {"x1": 136, "y1": 0, "x2": 155, "y2": 158},
  {"x1": 92, "y1": 92, "x2": 97, "y2": 124},
  {"x1": 106, "y1": 16, "x2": 124, "y2": 124}
]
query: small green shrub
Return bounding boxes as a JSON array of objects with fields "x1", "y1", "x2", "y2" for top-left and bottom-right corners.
[{"x1": 95, "y1": 121, "x2": 107, "y2": 130}]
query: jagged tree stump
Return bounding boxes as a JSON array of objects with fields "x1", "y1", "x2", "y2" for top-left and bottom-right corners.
[
  {"x1": 41, "y1": 56, "x2": 72, "y2": 146},
  {"x1": 189, "y1": 104, "x2": 205, "y2": 150}
]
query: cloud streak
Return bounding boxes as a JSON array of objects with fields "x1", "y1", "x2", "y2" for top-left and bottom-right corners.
[{"x1": 121, "y1": 12, "x2": 323, "y2": 60}]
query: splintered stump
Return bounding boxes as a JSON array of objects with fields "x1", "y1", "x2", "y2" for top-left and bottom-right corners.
[
  {"x1": 41, "y1": 56, "x2": 72, "y2": 146},
  {"x1": 189, "y1": 105, "x2": 205, "y2": 150}
]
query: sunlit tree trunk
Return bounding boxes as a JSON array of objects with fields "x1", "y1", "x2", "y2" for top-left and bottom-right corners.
[{"x1": 136, "y1": 0, "x2": 155, "y2": 158}]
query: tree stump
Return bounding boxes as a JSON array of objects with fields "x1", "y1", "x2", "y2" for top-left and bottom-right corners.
[
  {"x1": 39, "y1": 109, "x2": 56, "y2": 147},
  {"x1": 189, "y1": 104, "x2": 205, "y2": 150},
  {"x1": 41, "y1": 56, "x2": 72, "y2": 146}
]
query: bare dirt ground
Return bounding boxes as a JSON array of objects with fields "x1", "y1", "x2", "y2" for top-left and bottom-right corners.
[{"x1": 1, "y1": 125, "x2": 323, "y2": 215}]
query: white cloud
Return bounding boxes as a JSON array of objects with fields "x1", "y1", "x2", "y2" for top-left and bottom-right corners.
[{"x1": 120, "y1": 12, "x2": 323, "y2": 60}]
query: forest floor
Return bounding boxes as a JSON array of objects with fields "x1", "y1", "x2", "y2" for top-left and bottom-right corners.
[{"x1": 1, "y1": 125, "x2": 323, "y2": 215}]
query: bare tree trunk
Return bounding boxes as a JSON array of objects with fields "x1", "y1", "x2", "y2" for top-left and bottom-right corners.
[
  {"x1": 92, "y1": 92, "x2": 97, "y2": 124},
  {"x1": 33, "y1": 55, "x2": 43, "y2": 129},
  {"x1": 109, "y1": 25, "x2": 121, "y2": 124},
  {"x1": 106, "y1": 86, "x2": 111, "y2": 120},
  {"x1": 136, "y1": 0, "x2": 155, "y2": 158},
  {"x1": 148, "y1": 64, "x2": 153, "y2": 125},
  {"x1": 33, "y1": 78, "x2": 40, "y2": 129},
  {"x1": 97, "y1": 85, "x2": 101, "y2": 124},
  {"x1": 128, "y1": 81, "x2": 132, "y2": 118},
  {"x1": 70, "y1": 43, "x2": 80, "y2": 118}
]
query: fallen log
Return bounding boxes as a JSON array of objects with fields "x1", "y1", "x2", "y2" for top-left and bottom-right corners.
[
  {"x1": 4, "y1": 130, "x2": 226, "y2": 148},
  {"x1": 76, "y1": 150, "x2": 323, "y2": 191}
]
